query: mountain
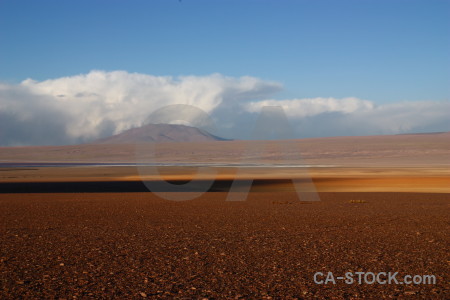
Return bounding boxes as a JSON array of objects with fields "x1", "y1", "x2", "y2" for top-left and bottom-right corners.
[{"x1": 92, "y1": 123, "x2": 230, "y2": 144}]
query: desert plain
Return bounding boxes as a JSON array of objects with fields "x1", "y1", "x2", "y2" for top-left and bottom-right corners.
[{"x1": 0, "y1": 132, "x2": 449, "y2": 298}]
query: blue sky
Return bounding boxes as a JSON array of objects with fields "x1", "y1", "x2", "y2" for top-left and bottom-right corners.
[
  {"x1": 1, "y1": 0, "x2": 449, "y2": 103},
  {"x1": 0, "y1": 0, "x2": 449, "y2": 145}
]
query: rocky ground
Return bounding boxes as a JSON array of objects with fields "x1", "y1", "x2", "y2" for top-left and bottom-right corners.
[{"x1": 0, "y1": 192, "x2": 448, "y2": 298}]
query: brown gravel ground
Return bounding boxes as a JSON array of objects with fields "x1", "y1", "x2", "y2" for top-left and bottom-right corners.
[{"x1": 0, "y1": 192, "x2": 449, "y2": 299}]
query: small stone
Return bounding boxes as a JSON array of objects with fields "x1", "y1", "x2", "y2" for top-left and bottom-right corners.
[{"x1": 139, "y1": 292, "x2": 147, "y2": 297}]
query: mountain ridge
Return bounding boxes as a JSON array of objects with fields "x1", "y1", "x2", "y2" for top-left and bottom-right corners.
[{"x1": 92, "y1": 123, "x2": 230, "y2": 144}]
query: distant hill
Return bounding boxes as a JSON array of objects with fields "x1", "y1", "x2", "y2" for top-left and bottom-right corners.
[{"x1": 92, "y1": 123, "x2": 230, "y2": 144}]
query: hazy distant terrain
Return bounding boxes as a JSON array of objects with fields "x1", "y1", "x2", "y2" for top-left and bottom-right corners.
[{"x1": 0, "y1": 130, "x2": 448, "y2": 167}]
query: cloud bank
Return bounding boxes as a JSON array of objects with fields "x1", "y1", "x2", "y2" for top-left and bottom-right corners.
[{"x1": 0, "y1": 70, "x2": 448, "y2": 146}]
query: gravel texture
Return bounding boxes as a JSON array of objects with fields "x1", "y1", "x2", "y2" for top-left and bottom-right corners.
[{"x1": 0, "y1": 192, "x2": 448, "y2": 299}]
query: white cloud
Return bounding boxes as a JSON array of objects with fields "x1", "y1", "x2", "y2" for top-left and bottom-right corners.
[
  {"x1": 245, "y1": 97, "x2": 374, "y2": 117},
  {"x1": 0, "y1": 83, "x2": 75, "y2": 146},
  {"x1": 243, "y1": 98, "x2": 449, "y2": 138},
  {"x1": 0, "y1": 70, "x2": 448, "y2": 145},
  {"x1": 0, "y1": 70, "x2": 281, "y2": 145},
  {"x1": 353, "y1": 101, "x2": 450, "y2": 134}
]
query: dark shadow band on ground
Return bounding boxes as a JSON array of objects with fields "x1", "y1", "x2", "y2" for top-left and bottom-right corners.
[{"x1": 0, "y1": 179, "x2": 307, "y2": 193}]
